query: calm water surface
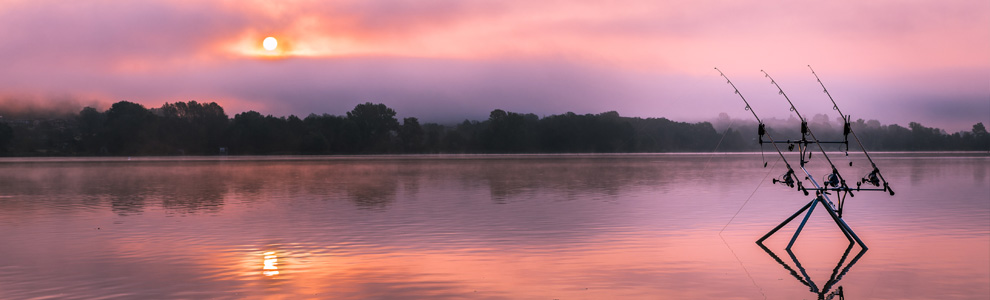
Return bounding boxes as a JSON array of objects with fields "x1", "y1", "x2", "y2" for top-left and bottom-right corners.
[{"x1": 0, "y1": 153, "x2": 987, "y2": 299}]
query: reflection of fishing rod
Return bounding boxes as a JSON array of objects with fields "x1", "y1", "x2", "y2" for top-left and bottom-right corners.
[
  {"x1": 762, "y1": 70, "x2": 854, "y2": 211},
  {"x1": 715, "y1": 68, "x2": 806, "y2": 194},
  {"x1": 808, "y1": 65, "x2": 895, "y2": 196}
]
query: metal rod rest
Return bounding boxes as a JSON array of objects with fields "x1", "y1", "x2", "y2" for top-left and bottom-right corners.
[{"x1": 717, "y1": 67, "x2": 893, "y2": 299}]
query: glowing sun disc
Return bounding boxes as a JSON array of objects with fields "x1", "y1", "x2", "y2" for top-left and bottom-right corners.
[{"x1": 263, "y1": 37, "x2": 278, "y2": 51}]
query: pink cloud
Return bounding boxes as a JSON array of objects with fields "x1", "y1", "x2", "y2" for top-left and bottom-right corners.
[{"x1": 0, "y1": 0, "x2": 986, "y2": 131}]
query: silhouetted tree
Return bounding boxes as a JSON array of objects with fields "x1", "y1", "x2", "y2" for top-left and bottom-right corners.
[
  {"x1": 76, "y1": 107, "x2": 106, "y2": 153},
  {"x1": 282, "y1": 115, "x2": 306, "y2": 153},
  {"x1": 971, "y1": 122, "x2": 989, "y2": 150},
  {"x1": 481, "y1": 109, "x2": 537, "y2": 152},
  {"x1": 104, "y1": 101, "x2": 156, "y2": 155},
  {"x1": 302, "y1": 113, "x2": 348, "y2": 153},
  {"x1": 399, "y1": 117, "x2": 424, "y2": 153},
  {"x1": 443, "y1": 120, "x2": 480, "y2": 153},
  {"x1": 157, "y1": 101, "x2": 228, "y2": 154},
  {"x1": 422, "y1": 123, "x2": 446, "y2": 153},
  {"x1": 227, "y1": 111, "x2": 275, "y2": 154},
  {"x1": 0, "y1": 121, "x2": 12, "y2": 153},
  {"x1": 539, "y1": 111, "x2": 634, "y2": 152},
  {"x1": 346, "y1": 102, "x2": 399, "y2": 153},
  {"x1": 1, "y1": 100, "x2": 985, "y2": 155},
  {"x1": 973, "y1": 123, "x2": 988, "y2": 136}
]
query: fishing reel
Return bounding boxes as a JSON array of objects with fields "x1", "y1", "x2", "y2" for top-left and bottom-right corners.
[
  {"x1": 825, "y1": 172, "x2": 840, "y2": 188},
  {"x1": 859, "y1": 167, "x2": 895, "y2": 196},
  {"x1": 772, "y1": 169, "x2": 795, "y2": 188},
  {"x1": 772, "y1": 169, "x2": 807, "y2": 196},
  {"x1": 824, "y1": 168, "x2": 845, "y2": 188},
  {"x1": 859, "y1": 169, "x2": 880, "y2": 187},
  {"x1": 824, "y1": 170, "x2": 854, "y2": 199}
]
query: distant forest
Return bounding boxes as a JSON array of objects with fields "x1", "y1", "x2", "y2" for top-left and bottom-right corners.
[{"x1": 0, "y1": 101, "x2": 986, "y2": 156}]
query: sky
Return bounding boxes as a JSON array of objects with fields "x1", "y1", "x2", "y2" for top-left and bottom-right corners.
[{"x1": 0, "y1": 0, "x2": 987, "y2": 132}]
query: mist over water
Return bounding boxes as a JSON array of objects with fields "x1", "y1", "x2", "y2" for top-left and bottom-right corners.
[{"x1": 0, "y1": 153, "x2": 986, "y2": 299}]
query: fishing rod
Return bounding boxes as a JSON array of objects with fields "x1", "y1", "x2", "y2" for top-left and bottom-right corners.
[
  {"x1": 761, "y1": 70, "x2": 855, "y2": 210},
  {"x1": 715, "y1": 68, "x2": 806, "y2": 194},
  {"x1": 808, "y1": 65, "x2": 895, "y2": 196},
  {"x1": 721, "y1": 68, "x2": 893, "y2": 283},
  {"x1": 757, "y1": 69, "x2": 871, "y2": 251}
]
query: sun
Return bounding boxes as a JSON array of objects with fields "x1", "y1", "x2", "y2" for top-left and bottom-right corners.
[{"x1": 263, "y1": 37, "x2": 278, "y2": 51}]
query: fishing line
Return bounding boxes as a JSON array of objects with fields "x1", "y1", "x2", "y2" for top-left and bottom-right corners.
[
  {"x1": 718, "y1": 233, "x2": 768, "y2": 300},
  {"x1": 716, "y1": 156, "x2": 779, "y2": 299},
  {"x1": 721, "y1": 156, "x2": 780, "y2": 233},
  {"x1": 717, "y1": 156, "x2": 776, "y2": 300}
]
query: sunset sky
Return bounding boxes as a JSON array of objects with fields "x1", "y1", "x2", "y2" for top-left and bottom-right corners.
[{"x1": 1, "y1": 0, "x2": 987, "y2": 131}]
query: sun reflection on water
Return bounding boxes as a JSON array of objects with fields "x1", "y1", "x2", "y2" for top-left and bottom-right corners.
[{"x1": 263, "y1": 251, "x2": 279, "y2": 276}]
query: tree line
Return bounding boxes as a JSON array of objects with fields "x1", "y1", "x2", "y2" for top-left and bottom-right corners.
[{"x1": 0, "y1": 101, "x2": 986, "y2": 156}]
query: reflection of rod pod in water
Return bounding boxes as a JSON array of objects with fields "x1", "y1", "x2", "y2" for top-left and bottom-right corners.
[{"x1": 758, "y1": 238, "x2": 863, "y2": 299}]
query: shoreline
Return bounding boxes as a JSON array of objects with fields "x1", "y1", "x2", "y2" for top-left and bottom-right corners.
[{"x1": 1, "y1": 151, "x2": 986, "y2": 164}]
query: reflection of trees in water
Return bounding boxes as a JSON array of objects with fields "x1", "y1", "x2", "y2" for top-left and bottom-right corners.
[
  {"x1": 476, "y1": 158, "x2": 664, "y2": 203},
  {"x1": 909, "y1": 158, "x2": 928, "y2": 186},
  {"x1": 974, "y1": 160, "x2": 986, "y2": 185},
  {"x1": 8, "y1": 165, "x2": 152, "y2": 216},
  {"x1": 91, "y1": 163, "x2": 231, "y2": 215},
  {"x1": 213, "y1": 161, "x2": 405, "y2": 210},
  {"x1": 0, "y1": 155, "x2": 778, "y2": 215},
  {"x1": 309, "y1": 162, "x2": 403, "y2": 209},
  {"x1": 72, "y1": 163, "x2": 231, "y2": 215},
  {"x1": 443, "y1": 156, "x2": 750, "y2": 204},
  {"x1": 159, "y1": 175, "x2": 226, "y2": 215},
  {"x1": 95, "y1": 161, "x2": 418, "y2": 214},
  {"x1": 74, "y1": 165, "x2": 151, "y2": 216},
  {"x1": 0, "y1": 161, "x2": 233, "y2": 216},
  {"x1": 398, "y1": 165, "x2": 422, "y2": 196},
  {"x1": 343, "y1": 174, "x2": 399, "y2": 209},
  {"x1": 110, "y1": 194, "x2": 145, "y2": 216}
]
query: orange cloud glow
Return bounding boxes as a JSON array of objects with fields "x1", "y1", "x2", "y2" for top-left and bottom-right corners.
[{"x1": 199, "y1": 0, "x2": 990, "y2": 74}]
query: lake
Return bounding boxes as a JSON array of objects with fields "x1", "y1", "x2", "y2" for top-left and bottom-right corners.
[{"x1": 0, "y1": 153, "x2": 987, "y2": 299}]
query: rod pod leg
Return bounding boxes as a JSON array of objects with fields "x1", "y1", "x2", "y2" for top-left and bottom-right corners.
[
  {"x1": 786, "y1": 196, "x2": 821, "y2": 250},
  {"x1": 757, "y1": 198, "x2": 817, "y2": 245},
  {"x1": 818, "y1": 196, "x2": 868, "y2": 250}
]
